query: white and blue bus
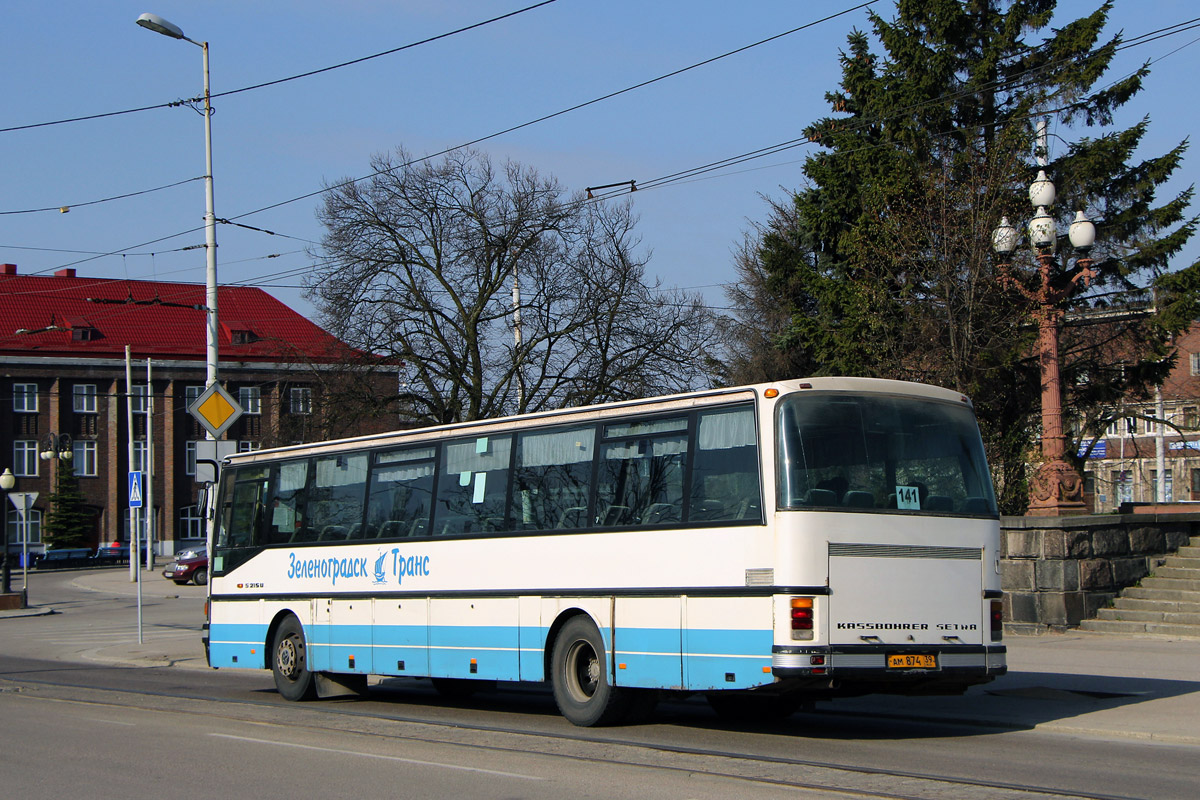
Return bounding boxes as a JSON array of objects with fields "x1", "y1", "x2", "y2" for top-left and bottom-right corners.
[{"x1": 204, "y1": 377, "x2": 1005, "y2": 726}]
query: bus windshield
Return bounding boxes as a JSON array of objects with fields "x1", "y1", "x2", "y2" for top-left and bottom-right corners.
[{"x1": 777, "y1": 392, "x2": 997, "y2": 516}]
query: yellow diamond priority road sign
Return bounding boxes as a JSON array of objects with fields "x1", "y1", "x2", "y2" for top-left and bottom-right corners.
[{"x1": 188, "y1": 383, "x2": 243, "y2": 439}]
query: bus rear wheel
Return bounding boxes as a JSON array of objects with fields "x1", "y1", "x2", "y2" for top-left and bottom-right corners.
[
  {"x1": 272, "y1": 616, "x2": 316, "y2": 701},
  {"x1": 551, "y1": 616, "x2": 631, "y2": 726}
]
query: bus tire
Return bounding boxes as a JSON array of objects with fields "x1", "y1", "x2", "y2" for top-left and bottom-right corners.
[
  {"x1": 272, "y1": 616, "x2": 317, "y2": 701},
  {"x1": 551, "y1": 616, "x2": 631, "y2": 726}
]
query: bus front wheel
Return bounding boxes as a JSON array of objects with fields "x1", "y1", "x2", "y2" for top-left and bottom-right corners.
[
  {"x1": 272, "y1": 616, "x2": 316, "y2": 701},
  {"x1": 550, "y1": 616, "x2": 631, "y2": 726}
]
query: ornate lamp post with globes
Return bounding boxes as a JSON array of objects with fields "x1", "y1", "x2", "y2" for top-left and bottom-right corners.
[{"x1": 993, "y1": 170, "x2": 1097, "y2": 515}]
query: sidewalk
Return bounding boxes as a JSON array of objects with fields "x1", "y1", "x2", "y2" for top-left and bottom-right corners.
[{"x1": 5, "y1": 568, "x2": 1200, "y2": 743}]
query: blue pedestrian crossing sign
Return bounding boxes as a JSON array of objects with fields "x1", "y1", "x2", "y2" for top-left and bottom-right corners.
[{"x1": 129, "y1": 471, "x2": 144, "y2": 508}]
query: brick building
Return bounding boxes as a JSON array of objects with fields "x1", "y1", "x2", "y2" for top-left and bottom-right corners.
[
  {"x1": 1, "y1": 263, "x2": 400, "y2": 558},
  {"x1": 1079, "y1": 324, "x2": 1200, "y2": 510}
]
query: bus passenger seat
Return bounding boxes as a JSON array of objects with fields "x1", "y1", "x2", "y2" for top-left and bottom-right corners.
[
  {"x1": 600, "y1": 505, "x2": 630, "y2": 526},
  {"x1": 960, "y1": 497, "x2": 990, "y2": 514},
  {"x1": 408, "y1": 519, "x2": 428, "y2": 537},
  {"x1": 290, "y1": 527, "x2": 316, "y2": 543},
  {"x1": 924, "y1": 495, "x2": 953, "y2": 512},
  {"x1": 378, "y1": 520, "x2": 404, "y2": 539},
  {"x1": 803, "y1": 489, "x2": 838, "y2": 507},
  {"x1": 320, "y1": 525, "x2": 349, "y2": 540},
  {"x1": 842, "y1": 490, "x2": 875, "y2": 508},
  {"x1": 641, "y1": 503, "x2": 679, "y2": 525},
  {"x1": 437, "y1": 516, "x2": 471, "y2": 536},
  {"x1": 692, "y1": 499, "x2": 725, "y2": 521},
  {"x1": 557, "y1": 507, "x2": 588, "y2": 529}
]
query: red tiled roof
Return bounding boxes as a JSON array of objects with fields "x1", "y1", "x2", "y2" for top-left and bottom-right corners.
[{"x1": 0, "y1": 266, "x2": 355, "y2": 363}]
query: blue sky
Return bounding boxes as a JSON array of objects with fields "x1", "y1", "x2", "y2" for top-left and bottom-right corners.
[{"x1": 3, "y1": 1, "x2": 1198, "y2": 326}]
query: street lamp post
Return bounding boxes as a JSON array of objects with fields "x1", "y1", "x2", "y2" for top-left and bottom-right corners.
[
  {"x1": 0, "y1": 468, "x2": 14, "y2": 596},
  {"x1": 136, "y1": 12, "x2": 219, "y2": 392},
  {"x1": 39, "y1": 433, "x2": 73, "y2": 587},
  {"x1": 993, "y1": 170, "x2": 1097, "y2": 516}
]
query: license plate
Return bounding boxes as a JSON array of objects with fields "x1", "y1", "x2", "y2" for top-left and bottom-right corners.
[{"x1": 887, "y1": 654, "x2": 937, "y2": 669}]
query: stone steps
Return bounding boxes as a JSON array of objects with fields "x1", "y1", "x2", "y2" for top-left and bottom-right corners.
[
  {"x1": 1091, "y1": 608, "x2": 1200, "y2": 624},
  {"x1": 1122, "y1": 586, "x2": 1200, "y2": 603},
  {"x1": 1080, "y1": 535, "x2": 1200, "y2": 638},
  {"x1": 1078, "y1": 618, "x2": 1200, "y2": 638},
  {"x1": 1111, "y1": 597, "x2": 1200, "y2": 614}
]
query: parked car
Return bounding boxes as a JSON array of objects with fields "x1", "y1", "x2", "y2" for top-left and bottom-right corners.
[
  {"x1": 162, "y1": 547, "x2": 208, "y2": 586},
  {"x1": 93, "y1": 540, "x2": 151, "y2": 565}
]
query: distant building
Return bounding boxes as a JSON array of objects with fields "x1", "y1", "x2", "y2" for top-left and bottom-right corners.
[
  {"x1": 1, "y1": 263, "x2": 401, "y2": 558},
  {"x1": 1078, "y1": 324, "x2": 1200, "y2": 511}
]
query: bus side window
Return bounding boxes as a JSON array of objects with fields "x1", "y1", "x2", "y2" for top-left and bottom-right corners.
[
  {"x1": 597, "y1": 433, "x2": 687, "y2": 528},
  {"x1": 367, "y1": 446, "x2": 436, "y2": 539},
  {"x1": 308, "y1": 454, "x2": 368, "y2": 538},
  {"x1": 689, "y1": 406, "x2": 761, "y2": 523},
  {"x1": 514, "y1": 426, "x2": 595, "y2": 531},
  {"x1": 434, "y1": 435, "x2": 512, "y2": 536},
  {"x1": 268, "y1": 460, "x2": 310, "y2": 545}
]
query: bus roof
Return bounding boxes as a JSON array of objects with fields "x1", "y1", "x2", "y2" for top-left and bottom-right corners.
[{"x1": 223, "y1": 377, "x2": 971, "y2": 466}]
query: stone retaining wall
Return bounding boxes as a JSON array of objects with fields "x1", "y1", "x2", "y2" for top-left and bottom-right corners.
[{"x1": 1000, "y1": 513, "x2": 1200, "y2": 633}]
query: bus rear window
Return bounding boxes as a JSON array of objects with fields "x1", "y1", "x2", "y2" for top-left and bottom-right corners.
[{"x1": 776, "y1": 393, "x2": 996, "y2": 516}]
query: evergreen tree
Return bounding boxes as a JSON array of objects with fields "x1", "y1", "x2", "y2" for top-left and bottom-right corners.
[
  {"x1": 43, "y1": 462, "x2": 94, "y2": 549},
  {"x1": 736, "y1": 0, "x2": 1200, "y2": 513}
]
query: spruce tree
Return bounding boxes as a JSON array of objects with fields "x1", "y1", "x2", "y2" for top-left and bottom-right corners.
[
  {"x1": 740, "y1": 0, "x2": 1200, "y2": 513},
  {"x1": 43, "y1": 462, "x2": 94, "y2": 549}
]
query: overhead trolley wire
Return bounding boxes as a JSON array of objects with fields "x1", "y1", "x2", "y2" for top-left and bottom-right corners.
[{"x1": 0, "y1": 1, "x2": 560, "y2": 135}]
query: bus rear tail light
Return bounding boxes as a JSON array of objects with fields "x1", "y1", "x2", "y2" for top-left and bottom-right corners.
[
  {"x1": 990, "y1": 600, "x2": 1003, "y2": 641},
  {"x1": 791, "y1": 596, "x2": 814, "y2": 640}
]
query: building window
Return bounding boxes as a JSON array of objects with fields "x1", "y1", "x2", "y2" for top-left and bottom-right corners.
[
  {"x1": 290, "y1": 387, "x2": 312, "y2": 415},
  {"x1": 73, "y1": 441, "x2": 98, "y2": 477},
  {"x1": 1112, "y1": 470, "x2": 1132, "y2": 507},
  {"x1": 129, "y1": 385, "x2": 148, "y2": 413},
  {"x1": 132, "y1": 441, "x2": 149, "y2": 474},
  {"x1": 1150, "y1": 469, "x2": 1174, "y2": 503},
  {"x1": 185, "y1": 385, "x2": 204, "y2": 409},
  {"x1": 6, "y1": 508, "x2": 42, "y2": 546},
  {"x1": 239, "y1": 386, "x2": 261, "y2": 415},
  {"x1": 178, "y1": 506, "x2": 205, "y2": 539},
  {"x1": 237, "y1": 441, "x2": 260, "y2": 453},
  {"x1": 185, "y1": 441, "x2": 199, "y2": 476},
  {"x1": 1186, "y1": 407, "x2": 1199, "y2": 430},
  {"x1": 14, "y1": 440, "x2": 39, "y2": 477},
  {"x1": 73, "y1": 384, "x2": 98, "y2": 413},
  {"x1": 1192, "y1": 468, "x2": 1200, "y2": 497},
  {"x1": 13, "y1": 383, "x2": 38, "y2": 413},
  {"x1": 1192, "y1": 352, "x2": 1200, "y2": 376},
  {"x1": 122, "y1": 509, "x2": 150, "y2": 541}
]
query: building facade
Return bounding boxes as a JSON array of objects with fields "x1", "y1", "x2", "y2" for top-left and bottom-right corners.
[
  {"x1": 1, "y1": 264, "x2": 400, "y2": 558},
  {"x1": 1079, "y1": 325, "x2": 1200, "y2": 511}
]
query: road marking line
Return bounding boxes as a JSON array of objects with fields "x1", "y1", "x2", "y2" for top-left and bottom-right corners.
[{"x1": 208, "y1": 734, "x2": 544, "y2": 780}]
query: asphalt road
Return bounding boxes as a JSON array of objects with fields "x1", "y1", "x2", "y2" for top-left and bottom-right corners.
[{"x1": 2, "y1": 569, "x2": 1200, "y2": 800}]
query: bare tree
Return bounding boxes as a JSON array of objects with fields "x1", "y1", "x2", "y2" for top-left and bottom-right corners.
[{"x1": 309, "y1": 148, "x2": 718, "y2": 424}]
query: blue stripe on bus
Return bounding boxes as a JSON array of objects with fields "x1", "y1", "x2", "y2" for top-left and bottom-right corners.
[
  {"x1": 208, "y1": 623, "x2": 269, "y2": 670},
  {"x1": 208, "y1": 620, "x2": 774, "y2": 690}
]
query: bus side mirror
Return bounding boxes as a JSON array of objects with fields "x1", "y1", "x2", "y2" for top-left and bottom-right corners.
[{"x1": 197, "y1": 485, "x2": 211, "y2": 520}]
